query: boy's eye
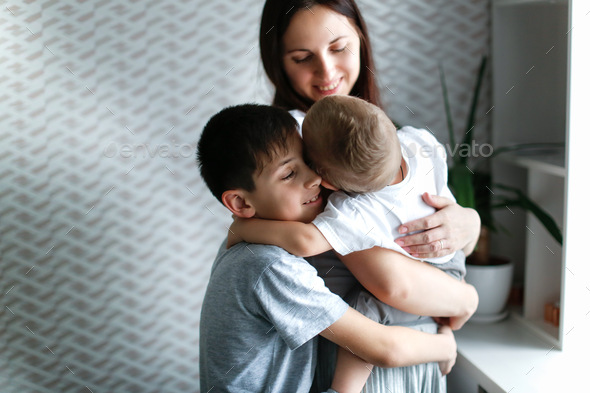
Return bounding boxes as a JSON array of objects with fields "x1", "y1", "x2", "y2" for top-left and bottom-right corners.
[
  {"x1": 282, "y1": 171, "x2": 295, "y2": 180},
  {"x1": 332, "y1": 46, "x2": 346, "y2": 53}
]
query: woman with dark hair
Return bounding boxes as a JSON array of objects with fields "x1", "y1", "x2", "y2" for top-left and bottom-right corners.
[
  {"x1": 257, "y1": 1, "x2": 481, "y2": 392},
  {"x1": 260, "y1": 0, "x2": 381, "y2": 112}
]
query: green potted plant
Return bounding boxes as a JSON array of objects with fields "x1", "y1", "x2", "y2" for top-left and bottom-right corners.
[{"x1": 439, "y1": 56, "x2": 563, "y2": 321}]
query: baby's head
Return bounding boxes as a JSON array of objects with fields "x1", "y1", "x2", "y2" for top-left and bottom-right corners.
[{"x1": 302, "y1": 95, "x2": 401, "y2": 193}]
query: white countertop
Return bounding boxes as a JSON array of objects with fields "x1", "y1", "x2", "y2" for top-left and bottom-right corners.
[{"x1": 455, "y1": 315, "x2": 589, "y2": 392}]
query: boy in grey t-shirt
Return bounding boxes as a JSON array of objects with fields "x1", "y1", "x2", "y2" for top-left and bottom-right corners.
[{"x1": 196, "y1": 104, "x2": 463, "y2": 392}]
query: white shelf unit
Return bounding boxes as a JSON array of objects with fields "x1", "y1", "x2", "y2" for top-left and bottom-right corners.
[
  {"x1": 498, "y1": 149, "x2": 566, "y2": 347},
  {"x1": 452, "y1": 0, "x2": 590, "y2": 391},
  {"x1": 490, "y1": 0, "x2": 568, "y2": 347}
]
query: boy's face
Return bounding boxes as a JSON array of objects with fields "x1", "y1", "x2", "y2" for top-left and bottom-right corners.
[{"x1": 245, "y1": 135, "x2": 324, "y2": 223}]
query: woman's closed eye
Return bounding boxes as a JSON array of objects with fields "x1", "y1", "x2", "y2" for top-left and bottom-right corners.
[
  {"x1": 293, "y1": 47, "x2": 346, "y2": 62},
  {"x1": 293, "y1": 55, "x2": 312, "y2": 64}
]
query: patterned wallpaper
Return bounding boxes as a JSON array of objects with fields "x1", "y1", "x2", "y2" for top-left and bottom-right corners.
[{"x1": 0, "y1": 1, "x2": 489, "y2": 391}]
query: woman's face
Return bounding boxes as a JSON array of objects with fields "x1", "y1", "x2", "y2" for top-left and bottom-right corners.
[{"x1": 282, "y1": 5, "x2": 361, "y2": 104}]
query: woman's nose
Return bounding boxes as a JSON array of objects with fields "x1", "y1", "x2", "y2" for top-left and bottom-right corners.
[{"x1": 316, "y1": 53, "x2": 335, "y2": 80}]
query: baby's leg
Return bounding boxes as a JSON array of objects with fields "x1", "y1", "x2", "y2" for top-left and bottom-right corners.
[{"x1": 330, "y1": 346, "x2": 374, "y2": 393}]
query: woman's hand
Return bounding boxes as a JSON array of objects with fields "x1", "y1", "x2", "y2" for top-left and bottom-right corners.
[{"x1": 395, "y1": 192, "x2": 481, "y2": 259}]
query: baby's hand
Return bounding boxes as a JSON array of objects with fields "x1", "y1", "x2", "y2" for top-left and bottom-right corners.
[
  {"x1": 433, "y1": 316, "x2": 450, "y2": 327},
  {"x1": 448, "y1": 281, "x2": 478, "y2": 330},
  {"x1": 226, "y1": 215, "x2": 245, "y2": 249},
  {"x1": 448, "y1": 315, "x2": 469, "y2": 330},
  {"x1": 437, "y1": 325, "x2": 456, "y2": 376}
]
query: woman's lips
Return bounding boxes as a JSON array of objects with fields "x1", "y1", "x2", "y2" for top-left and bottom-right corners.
[{"x1": 315, "y1": 78, "x2": 341, "y2": 95}]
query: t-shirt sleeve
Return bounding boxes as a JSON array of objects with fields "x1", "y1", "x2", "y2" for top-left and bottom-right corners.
[
  {"x1": 254, "y1": 255, "x2": 348, "y2": 350},
  {"x1": 312, "y1": 193, "x2": 377, "y2": 255}
]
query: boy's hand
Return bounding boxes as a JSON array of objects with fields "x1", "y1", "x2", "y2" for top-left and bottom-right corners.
[
  {"x1": 437, "y1": 325, "x2": 457, "y2": 375},
  {"x1": 227, "y1": 215, "x2": 245, "y2": 249}
]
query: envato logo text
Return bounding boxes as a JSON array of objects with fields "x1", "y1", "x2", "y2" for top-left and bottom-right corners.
[
  {"x1": 405, "y1": 140, "x2": 494, "y2": 159},
  {"x1": 103, "y1": 142, "x2": 195, "y2": 159}
]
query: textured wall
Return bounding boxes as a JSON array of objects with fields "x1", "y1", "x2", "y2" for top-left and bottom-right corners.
[{"x1": 0, "y1": 1, "x2": 489, "y2": 392}]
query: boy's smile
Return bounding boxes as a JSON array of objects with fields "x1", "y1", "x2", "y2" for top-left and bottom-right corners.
[{"x1": 244, "y1": 135, "x2": 324, "y2": 224}]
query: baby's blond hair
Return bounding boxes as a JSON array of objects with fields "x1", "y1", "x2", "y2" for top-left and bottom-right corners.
[{"x1": 302, "y1": 95, "x2": 401, "y2": 193}]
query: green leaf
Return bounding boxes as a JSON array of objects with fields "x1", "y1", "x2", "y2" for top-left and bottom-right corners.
[
  {"x1": 438, "y1": 63, "x2": 456, "y2": 159},
  {"x1": 462, "y1": 56, "x2": 487, "y2": 153},
  {"x1": 448, "y1": 165, "x2": 476, "y2": 209},
  {"x1": 493, "y1": 184, "x2": 563, "y2": 245}
]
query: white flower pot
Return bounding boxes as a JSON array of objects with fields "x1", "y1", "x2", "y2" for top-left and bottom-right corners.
[{"x1": 466, "y1": 260, "x2": 514, "y2": 323}]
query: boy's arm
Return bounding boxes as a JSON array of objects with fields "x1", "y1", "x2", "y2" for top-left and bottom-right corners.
[
  {"x1": 228, "y1": 216, "x2": 332, "y2": 257},
  {"x1": 339, "y1": 247, "x2": 478, "y2": 329},
  {"x1": 320, "y1": 307, "x2": 456, "y2": 368}
]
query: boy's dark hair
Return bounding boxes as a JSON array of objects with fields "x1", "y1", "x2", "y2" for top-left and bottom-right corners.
[{"x1": 197, "y1": 104, "x2": 298, "y2": 202}]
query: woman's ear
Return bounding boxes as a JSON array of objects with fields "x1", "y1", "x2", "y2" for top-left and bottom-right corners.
[
  {"x1": 321, "y1": 179, "x2": 339, "y2": 191},
  {"x1": 221, "y1": 190, "x2": 256, "y2": 218}
]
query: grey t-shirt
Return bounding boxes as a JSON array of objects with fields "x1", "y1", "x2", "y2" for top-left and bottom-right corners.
[{"x1": 199, "y1": 240, "x2": 349, "y2": 393}]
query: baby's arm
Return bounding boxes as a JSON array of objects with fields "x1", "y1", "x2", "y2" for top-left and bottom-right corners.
[
  {"x1": 339, "y1": 247, "x2": 478, "y2": 329},
  {"x1": 228, "y1": 216, "x2": 332, "y2": 257}
]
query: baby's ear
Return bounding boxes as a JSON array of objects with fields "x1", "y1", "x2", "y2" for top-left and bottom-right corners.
[
  {"x1": 221, "y1": 190, "x2": 256, "y2": 218},
  {"x1": 320, "y1": 179, "x2": 339, "y2": 191}
]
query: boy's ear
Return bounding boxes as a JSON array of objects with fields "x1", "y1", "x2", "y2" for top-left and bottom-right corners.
[
  {"x1": 221, "y1": 190, "x2": 256, "y2": 218},
  {"x1": 321, "y1": 179, "x2": 339, "y2": 191}
]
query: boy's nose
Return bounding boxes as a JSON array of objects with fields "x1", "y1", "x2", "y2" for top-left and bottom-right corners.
[{"x1": 305, "y1": 170, "x2": 322, "y2": 188}]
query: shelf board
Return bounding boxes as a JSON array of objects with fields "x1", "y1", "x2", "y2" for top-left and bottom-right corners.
[
  {"x1": 511, "y1": 310, "x2": 560, "y2": 348},
  {"x1": 493, "y1": 0, "x2": 568, "y2": 6},
  {"x1": 498, "y1": 148, "x2": 565, "y2": 177},
  {"x1": 455, "y1": 316, "x2": 584, "y2": 392},
  {"x1": 456, "y1": 316, "x2": 553, "y2": 393}
]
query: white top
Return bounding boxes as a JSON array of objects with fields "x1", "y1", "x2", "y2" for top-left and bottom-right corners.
[
  {"x1": 312, "y1": 126, "x2": 456, "y2": 263},
  {"x1": 289, "y1": 109, "x2": 306, "y2": 135}
]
